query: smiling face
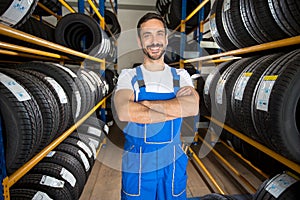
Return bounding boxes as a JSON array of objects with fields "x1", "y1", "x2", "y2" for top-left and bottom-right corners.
[{"x1": 138, "y1": 19, "x2": 168, "y2": 61}]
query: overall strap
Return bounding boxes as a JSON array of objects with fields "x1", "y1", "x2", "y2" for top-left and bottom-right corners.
[
  {"x1": 135, "y1": 66, "x2": 145, "y2": 89},
  {"x1": 130, "y1": 66, "x2": 145, "y2": 102},
  {"x1": 171, "y1": 67, "x2": 180, "y2": 94}
]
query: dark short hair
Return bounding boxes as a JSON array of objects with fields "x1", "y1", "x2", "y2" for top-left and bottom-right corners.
[{"x1": 137, "y1": 12, "x2": 167, "y2": 38}]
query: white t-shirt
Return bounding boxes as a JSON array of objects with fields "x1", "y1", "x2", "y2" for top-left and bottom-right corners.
[{"x1": 116, "y1": 64, "x2": 193, "y2": 100}]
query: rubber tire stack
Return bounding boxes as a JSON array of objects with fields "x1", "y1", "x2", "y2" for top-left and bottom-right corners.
[
  {"x1": 0, "y1": 62, "x2": 111, "y2": 190},
  {"x1": 203, "y1": 49, "x2": 300, "y2": 165},
  {"x1": 209, "y1": 0, "x2": 298, "y2": 51},
  {"x1": 0, "y1": 62, "x2": 110, "y2": 199}
]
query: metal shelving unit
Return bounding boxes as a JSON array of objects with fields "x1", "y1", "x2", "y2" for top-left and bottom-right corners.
[
  {"x1": 171, "y1": 0, "x2": 300, "y2": 194},
  {"x1": 0, "y1": 0, "x2": 116, "y2": 199}
]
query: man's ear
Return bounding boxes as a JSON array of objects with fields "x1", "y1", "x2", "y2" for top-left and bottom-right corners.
[
  {"x1": 137, "y1": 36, "x2": 142, "y2": 48},
  {"x1": 166, "y1": 34, "x2": 168, "y2": 46}
]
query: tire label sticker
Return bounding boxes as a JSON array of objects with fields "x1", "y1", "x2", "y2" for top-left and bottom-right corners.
[
  {"x1": 0, "y1": 0, "x2": 33, "y2": 26},
  {"x1": 46, "y1": 151, "x2": 56, "y2": 157},
  {"x1": 40, "y1": 175, "x2": 64, "y2": 188},
  {"x1": 60, "y1": 167, "x2": 76, "y2": 187},
  {"x1": 256, "y1": 75, "x2": 278, "y2": 111},
  {"x1": 88, "y1": 138, "x2": 99, "y2": 149},
  {"x1": 210, "y1": 16, "x2": 219, "y2": 37},
  {"x1": 32, "y1": 191, "x2": 53, "y2": 200},
  {"x1": 78, "y1": 150, "x2": 90, "y2": 171},
  {"x1": 224, "y1": 0, "x2": 231, "y2": 12},
  {"x1": 52, "y1": 63, "x2": 77, "y2": 78},
  {"x1": 266, "y1": 173, "x2": 297, "y2": 198},
  {"x1": 104, "y1": 124, "x2": 109, "y2": 134},
  {"x1": 45, "y1": 77, "x2": 68, "y2": 104},
  {"x1": 74, "y1": 91, "x2": 81, "y2": 118},
  {"x1": 234, "y1": 72, "x2": 252, "y2": 100},
  {"x1": 77, "y1": 141, "x2": 93, "y2": 158},
  {"x1": 0, "y1": 73, "x2": 31, "y2": 101},
  {"x1": 89, "y1": 141, "x2": 97, "y2": 159},
  {"x1": 87, "y1": 126, "x2": 102, "y2": 137},
  {"x1": 204, "y1": 69, "x2": 216, "y2": 95},
  {"x1": 216, "y1": 78, "x2": 226, "y2": 104}
]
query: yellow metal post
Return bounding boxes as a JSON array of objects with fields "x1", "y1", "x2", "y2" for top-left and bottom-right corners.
[
  {"x1": 57, "y1": 0, "x2": 76, "y2": 13},
  {"x1": 206, "y1": 116, "x2": 300, "y2": 174},
  {"x1": 0, "y1": 24, "x2": 105, "y2": 63}
]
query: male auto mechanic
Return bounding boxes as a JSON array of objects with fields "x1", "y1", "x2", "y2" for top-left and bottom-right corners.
[{"x1": 114, "y1": 12, "x2": 199, "y2": 200}]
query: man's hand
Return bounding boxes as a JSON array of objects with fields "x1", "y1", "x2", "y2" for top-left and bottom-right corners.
[{"x1": 176, "y1": 87, "x2": 193, "y2": 97}]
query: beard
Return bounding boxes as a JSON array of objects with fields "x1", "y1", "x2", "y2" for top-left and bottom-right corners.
[{"x1": 142, "y1": 43, "x2": 165, "y2": 60}]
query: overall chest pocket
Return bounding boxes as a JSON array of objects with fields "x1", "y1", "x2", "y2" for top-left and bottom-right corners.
[{"x1": 144, "y1": 121, "x2": 173, "y2": 144}]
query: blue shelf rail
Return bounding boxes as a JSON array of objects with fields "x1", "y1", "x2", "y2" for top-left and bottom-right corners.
[
  {"x1": 0, "y1": 0, "x2": 109, "y2": 199},
  {"x1": 0, "y1": 115, "x2": 6, "y2": 200}
]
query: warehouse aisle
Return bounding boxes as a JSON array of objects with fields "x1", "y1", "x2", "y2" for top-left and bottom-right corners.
[{"x1": 79, "y1": 137, "x2": 211, "y2": 200}]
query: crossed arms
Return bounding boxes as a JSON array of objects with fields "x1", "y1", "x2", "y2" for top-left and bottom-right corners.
[{"x1": 114, "y1": 86, "x2": 199, "y2": 124}]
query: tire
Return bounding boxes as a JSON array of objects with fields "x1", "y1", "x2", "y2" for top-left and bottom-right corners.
[
  {"x1": 221, "y1": 0, "x2": 258, "y2": 48},
  {"x1": 240, "y1": 0, "x2": 288, "y2": 44},
  {"x1": 53, "y1": 64, "x2": 88, "y2": 119},
  {"x1": 76, "y1": 123, "x2": 105, "y2": 150},
  {"x1": 252, "y1": 49, "x2": 300, "y2": 163},
  {"x1": 83, "y1": 116, "x2": 109, "y2": 136},
  {"x1": 200, "y1": 193, "x2": 237, "y2": 200},
  {"x1": 203, "y1": 60, "x2": 236, "y2": 114},
  {"x1": 62, "y1": 137, "x2": 95, "y2": 168},
  {"x1": 0, "y1": 0, "x2": 38, "y2": 28},
  {"x1": 55, "y1": 13, "x2": 108, "y2": 55},
  {"x1": 196, "y1": 74, "x2": 210, "y2": 117},
  {"x1": 86, "y1": 69, "x2": 107, "y2": 102},
  {"x1": 209, "y1": 0, "x2": 237, "y2": 51},
  {"x1": 268, "y1": 0, "x2": 300, "y2": 37},
  {"x1": 20, "y1": 69, "x2": 70, "y2": 134},
  {"x1": 70, "y1": 132, "x2": 97, "y2": 160},
  {"x1": 253, "y1": 172, "x2": 300, "y2": 200},
  {"x1": 55, "y1": 142, "x2": 92, "y2": 176},
  {"x1": 29, "y1": 162, "x2": 80, "y2": 200},
  {"x1": 104, "y1": 68, "x2": 118, "y2": 95},
  {"x1": 12, "y1": 173, "x2": 72, "y2": 200},
  {"x1": 231, "y1": 53, "x2": 284, "y2": 141},
  {"x1": 16, "y1": 62, "x2": 80, "y2": 128},
  {"x1": 214, "y1": 56, "x2": 259, "y2": 128},
  {"x1": 80, "y1": 69, "x2": 99, "y2": 106},
  {"x1": 41, "y1": 150, "x2": 87, "y2": 193},
  {"x1": 0, "y1": 72, "x2": 42, "y2": 175},
  {"x1": 93, "y1": 9, "x2": 121, "y2": 39},
  {"x1": 10, "y1": 188, "x2": 52, "y2": 200},
  {"x1": 18, "y1": 17, "x2": 56, "y2": 43},
  {"x1": 0, "y1": 68, "x2": 60, "y2": 152}
]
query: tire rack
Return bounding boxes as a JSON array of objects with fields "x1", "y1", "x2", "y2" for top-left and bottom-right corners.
[
  {"x1": 171, "y1": 0, "x2": 300, "y2": 195},
  {"x1": 0, "y1": 0, "x2": 116, "y2": 199}
]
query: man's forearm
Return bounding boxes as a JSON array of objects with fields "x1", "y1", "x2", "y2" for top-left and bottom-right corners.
[
  {"x1": 127, "y1": 101, "x2": 177, "y2": 123},
  {"x1": 140, "y1": 88, "x2": 199, "y2": 118}
]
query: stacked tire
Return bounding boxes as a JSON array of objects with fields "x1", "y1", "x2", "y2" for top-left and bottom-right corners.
[
  {"x1": 9, "y1": 116, "x2": 109, "y2": 200},
  {"x1": 203, "y1": 49, "x2": 300, "y2": 164},
  {"x1": 156, "y1": 0, "x2": 211, "y2": 33},
  {"x1": 0, "y1": 0, "x2": 38, "y2": 28},
  {"x1": 54, "y1": 13, "x2": 115, "y2": 61},
  {"x1": 253, "y1": 171, "x2": 300, "y2": 200},
  {"x1": 209, "y1": 0, "x2": 299, "y2": 51},
  {"x1": 0, "y1": 62, "x2": 110, "y2": 176}
]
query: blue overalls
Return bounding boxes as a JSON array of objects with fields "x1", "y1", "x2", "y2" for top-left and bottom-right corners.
[{"x1": 121, "y1": 66, "x2": 188, "y2": 200}]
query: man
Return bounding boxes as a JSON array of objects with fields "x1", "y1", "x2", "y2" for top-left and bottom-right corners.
[{"x1": 114, "y1": 12, "x2": 199, "y2": 200}]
